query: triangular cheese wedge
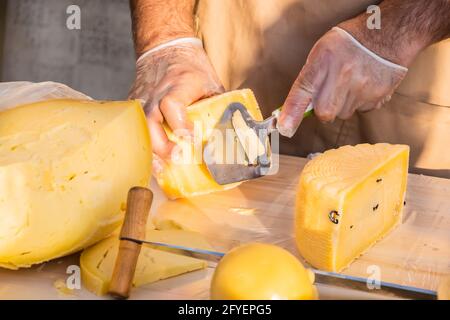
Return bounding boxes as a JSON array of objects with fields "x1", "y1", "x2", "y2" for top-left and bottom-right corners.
[
  {"x1": 80, "y1": 230, "x2": 211, "y2": 296},
  {"x1": 295, "y1": 143, "x2": 409, "y2": 271}
]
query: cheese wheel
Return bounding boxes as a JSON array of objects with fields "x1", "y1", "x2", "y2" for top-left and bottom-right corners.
[{"x1": 0, "y1": 99, "x2": 152, "y2": 268}]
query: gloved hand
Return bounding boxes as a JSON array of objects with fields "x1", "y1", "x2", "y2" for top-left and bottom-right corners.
[
  {"x1": 278, "y1": 27, "x2": 408, "y2": 138},
  {"x1": 129, "y1": 38, "x2": 224, "y2": 161}
]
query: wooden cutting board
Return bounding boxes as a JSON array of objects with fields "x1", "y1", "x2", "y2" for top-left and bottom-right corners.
[{"x1": 0, "y1": 155, "x2": 449, "y2": 299}]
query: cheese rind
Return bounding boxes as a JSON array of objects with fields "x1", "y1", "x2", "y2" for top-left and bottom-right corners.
[
  {"x1": 80, "y1": 229, "x2": 210, "y2": 296},
  {"x1": 0, "y1": 99, "x2": 152, "y2": 269},
  {"x1": 156, "y1": 89, "x2": 263, "y2": 199},
  {"x1": 295, "y1": 143, "x2": 409, "y2": 272}
]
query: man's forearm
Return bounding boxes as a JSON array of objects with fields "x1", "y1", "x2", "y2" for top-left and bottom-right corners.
[
  {"x1": 339, "y1": 0, "x2": 450, "y2": 66},
  {"x1": 130, "y1": 0, "x2": 196, "y2": 56}
]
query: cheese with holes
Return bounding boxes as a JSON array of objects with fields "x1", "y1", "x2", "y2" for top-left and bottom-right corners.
[
  {"x1": 80, "y1": 229, "x2": 210, "y2": 295},
  {"x1": 156, "y1": 89, "x2": 263, "y2": 199},
  {"x1": 295, "y1": 143, "x2": 409, "y2": 272},
  {"x1": 0, "y1": 99, "x2": 152, "y2": 269}
]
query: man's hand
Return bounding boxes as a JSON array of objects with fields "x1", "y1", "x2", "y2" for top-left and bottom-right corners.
[
  {"x1": 277, "y1": 27, "x2": 407, "y2": 137},
  {"x1": 129, "y1": 0, "x2": 224, "y2": 161},
  {"x1": 128, "y1": 42, "x2": 224, "y2": 160},
  {"x1": 278, "y1": 0, "x2": 450, "y2": 138}
]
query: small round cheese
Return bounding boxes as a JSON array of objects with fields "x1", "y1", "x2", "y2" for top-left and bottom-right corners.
[{"x1": 210, "y1": 243, "x2": 317, "y2": 300}]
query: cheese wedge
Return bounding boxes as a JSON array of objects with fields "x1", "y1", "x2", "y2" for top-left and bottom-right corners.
[
  {"x1": 295, "y1": 143, "x2": 409, "y2": 272},
  {"x1": 0, "y1": 99, "x2": 152, "y2": 269},
  {"x1": 156, "y1": 89, "x2": 263, "y2": 199},
  {"x1": 80, "y1": 229, "x2": 210, "y2": 295}
]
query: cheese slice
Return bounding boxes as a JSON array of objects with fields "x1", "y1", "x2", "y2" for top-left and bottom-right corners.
[
  {"x1": 80, "y1": 229, "x2": 210, "y2": 296},
  {"x1": 156, "y1": 89, "x2": 263, "y2": 199},
  {"x1": 231, "y1": 110, "x2": 266, "y2": 165},
  {"x1": 295, "y1": 143, "x2": 409, "y2": 272},
  {"x1": 0, "y1": 99, "x2": 152, "y2": 269}
]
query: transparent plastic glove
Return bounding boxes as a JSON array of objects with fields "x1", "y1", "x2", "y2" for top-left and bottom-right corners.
[
  {"x1": 278, "y1": 27, "x2": 408, "y2": 138},
  {"x1": 128, "y1": 38, "x2": 224, "y2": 161}
]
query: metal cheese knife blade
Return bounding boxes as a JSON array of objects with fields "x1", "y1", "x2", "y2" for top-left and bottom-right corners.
[
  {"x1": 311, "y1": 269, "x2": 437, "y2": 300},
  {"x1": 203, "y1": 102, "x2": 313, "y2": 185},
  {"x1": 121, "y1": 237, "x2": 225, "y2": 263},
  {"x1": 126, "y1": 237, "x2": 437, "y2": 300}
]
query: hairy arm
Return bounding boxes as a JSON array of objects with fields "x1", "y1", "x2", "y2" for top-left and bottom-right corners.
[
  {"x1": 339, "y1": 0, "x2": 450, "y2": 66},
  {"x1": 130, "y1": 0, "x2": 196, "y2": 56},
  {"x1": 128, "y1": 0, "x2": 223, "y2": 161},
  {"x1": 279, "y1": 0, "x2": 450, "y2": 134}
]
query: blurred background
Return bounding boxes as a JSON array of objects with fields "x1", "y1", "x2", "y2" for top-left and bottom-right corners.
[{"x1": 0, "y1": 0, "x2": 135, "y2": 100}]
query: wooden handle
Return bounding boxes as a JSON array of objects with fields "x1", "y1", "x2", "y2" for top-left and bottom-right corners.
[{"x1": 108, "y1": 186, "x2": 153, "y2": 299}]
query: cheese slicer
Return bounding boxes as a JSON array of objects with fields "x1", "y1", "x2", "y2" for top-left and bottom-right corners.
[{"x1": 203, "y1": 103, "x2": 313, "y2": 185}]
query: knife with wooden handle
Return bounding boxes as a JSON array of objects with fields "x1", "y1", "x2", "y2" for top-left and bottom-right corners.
[{"x1": 108, "y1": 186, "x2": 153, "y2": 299}]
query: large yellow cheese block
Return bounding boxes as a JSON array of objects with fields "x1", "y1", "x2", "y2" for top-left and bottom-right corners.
[
  {"x1": 80, "y1": 229, "x2": 211, "y2": 296},
  {"x1": 156, "y1": 89, "x2": 263, "y2": 199},
  {"x1": 0, "y1": 99, "x2": 152, "y2": 269},
  {"x1": 295, "y1": 143, "x2": 409, "y2": 272}
]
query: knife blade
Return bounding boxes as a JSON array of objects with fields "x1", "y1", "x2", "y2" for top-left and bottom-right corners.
[
  {"x1": 311, "y1": 269, "x2": 437, "y2": 300},
  {"x1": 122, "y1": 237, "x2": 437, "y2": 300},
  {"x1": 121, "y1": 237, "x2": 225, "y2": 263}
]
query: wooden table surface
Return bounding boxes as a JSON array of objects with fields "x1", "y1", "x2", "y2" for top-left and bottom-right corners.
[{"x1": 1, "y1": 155, "x2": 449, "y2": 300}]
